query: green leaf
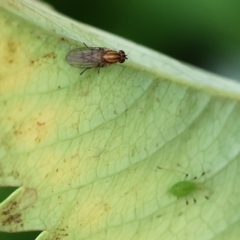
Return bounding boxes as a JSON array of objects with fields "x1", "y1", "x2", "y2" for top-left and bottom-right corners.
[{"x1": 1, "y1": 1, "x2": 240, "y2": 240}]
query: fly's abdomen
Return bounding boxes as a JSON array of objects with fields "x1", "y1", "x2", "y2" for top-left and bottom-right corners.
[{"x1": 103, "y1": 50, "x2": 127, "y2": 64}]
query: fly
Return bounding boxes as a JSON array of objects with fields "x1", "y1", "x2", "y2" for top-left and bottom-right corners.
[{"x1": 66, "y1": 43, "x2": 128, "y2": 75}]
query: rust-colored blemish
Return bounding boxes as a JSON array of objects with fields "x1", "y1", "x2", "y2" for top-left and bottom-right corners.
[
  {"x1": 1, "y1": 201, "x2": 18, "y2": 216},
  {"x1": 14, "y1": 130, "x2": 22, "y2": 135},
  {"x1": 35, "y1": 137, "x2": 41, "y2": 143},
  {"x1": 7, "y1": 40, "x2": 18, "y2": 54},
  {"x1": 2, "y1": 213, "x2": 22, "y2": 226},
  {"x1": 8, "y1": 59, "x2": 13, "y2": 64},
  {"x1": 2, "y1": 210, "x2": 10, "y2": 216},
  {"x1": 37, "y1": 121, "x2": 45, "y2": 126},
  {"x1": 104, "y1": 203, "x2": 111, "y2": 211},
  {"x1": 53, "y1": 227, "x2": 69, "y2": 240},
  {"x1": 42, "y1": 52, "x2": 57, "y2": 59},
  {"x1": 60, "y1": 37, "x2": 66, "y2": 41},
  {"x1": 7, "y1": 1, "x2": 20, "y2": 11},
  {"x1": 10, "y1": 171, "x2": 20, "y2": 179},
  {"x1": 70, "y1": 153, "x2": 78, "y2": 159}
]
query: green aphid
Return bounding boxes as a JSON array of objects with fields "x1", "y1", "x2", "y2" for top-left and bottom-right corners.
[
  {"x1": 169, "y1": 180, "x2": 203, "y2": 198},
  {"x1": 158, "y1": 166, "x2": 208, "y2": 204}
]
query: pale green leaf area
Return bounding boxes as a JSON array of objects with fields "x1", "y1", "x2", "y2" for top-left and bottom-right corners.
[{"x1": 1, "y1": 1, "x2": 240, "y2": 240}]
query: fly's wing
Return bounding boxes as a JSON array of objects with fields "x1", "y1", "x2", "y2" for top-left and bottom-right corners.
[{"x1": 66, "y1": 48, "x2": 107, "y2": 68}]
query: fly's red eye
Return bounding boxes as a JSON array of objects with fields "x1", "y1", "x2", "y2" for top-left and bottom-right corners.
[{"x1": 118, "y1": 50, "x2": 127, "y2": 63}]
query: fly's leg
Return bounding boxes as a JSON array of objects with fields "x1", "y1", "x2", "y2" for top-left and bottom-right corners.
[
  {"x1": 83, "y1": 43, "x2": 90, "y2": 49},
  {"x1": 97, "y1": 64, "x2": 105, "y2": 74},
  {"x1": 83, "y1": 42, "x2": 103, "y2": 51},
  {"x1": 80, "y1": 67, "x2": 91, "y2": 75}
]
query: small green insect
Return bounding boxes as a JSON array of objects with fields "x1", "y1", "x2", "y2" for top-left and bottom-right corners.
[
  {"x1": 157, "y1": 166, "x2": 209, "y2": 204},
  {"x1": 170, "y1": 180, "x2": 200, "y2": 197},
  {"x1": 156, "y1": 165, "x2": 210, "y2": 218}
]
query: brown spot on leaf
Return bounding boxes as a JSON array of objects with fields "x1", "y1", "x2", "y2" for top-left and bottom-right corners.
[
  {"x1": 37, "y1": 121, "x2": 45, "y2": 126},
  {"x1": 2, "y1": 213, "x2": 22, "y2": 226},
  {"x1": 14, "y1": 130, "x2": 22, "y2": 135},
  {"x1": 54, "y1": 227, "x2": 69, "y2": 240},
  {"x1": 1, "y1": 201, "x2": 17, "y2": 215},
  {"x1": 42, "y1": 52, "x2": 57, "y2": 59},
  {"x1": 7, "y1": 40, "x2": 18, "y2": 54},
  {"x1": 35, "y1": 137, "x2": 41, "y2": 143},
  {"x1": 104, "y1": 203, "x2": 111, "y2": 211},
  {"x1": 10, "y1": 171, "x2": 20, "y2": 179},
  {"x1": 7, "y1": 1, "x2": 20, "y2": 11}
]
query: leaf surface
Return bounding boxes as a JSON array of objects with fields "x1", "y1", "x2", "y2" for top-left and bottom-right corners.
[{"x1": 0, "y1": 1, "x2": 240, "y2": 240}]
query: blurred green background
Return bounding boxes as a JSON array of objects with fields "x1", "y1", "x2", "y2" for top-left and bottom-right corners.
[
  {"x1": 1, "y1": 1, "x2": 240, "y2": 239},
  {"x1": 47, "y1": 0, "x2": 240, "y2": 81}
]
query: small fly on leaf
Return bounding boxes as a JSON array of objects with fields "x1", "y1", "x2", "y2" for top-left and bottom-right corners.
[{"x1": 66, "y1": 43, "x2": 128, "y2": 75}]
